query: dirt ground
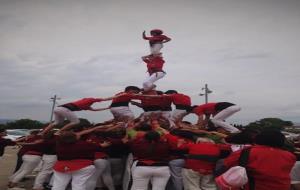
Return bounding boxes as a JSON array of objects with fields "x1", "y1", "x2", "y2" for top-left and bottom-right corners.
[{"x1": 0, "y1": 147, "x2": 34, "y2": 190}]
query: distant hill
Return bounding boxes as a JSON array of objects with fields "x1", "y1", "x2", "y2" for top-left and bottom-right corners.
[{"x1": 0, "y1": 119, "x2": 15, "y2": 124}]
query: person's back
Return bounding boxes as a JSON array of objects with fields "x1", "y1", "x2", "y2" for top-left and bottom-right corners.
[
  {"x1": 248, "y1": 145, "x2": 294, "y2": 190},
  {"x1": 223, "y1": 129, "x2": 296, "y2": 190}
]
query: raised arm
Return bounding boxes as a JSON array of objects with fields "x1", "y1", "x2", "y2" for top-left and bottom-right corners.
[
  {"x1": 75, "y1": 125, "x2": 109, "y2": 139},
  {"x1": 143, "y1": 31, "x2": 150, "y2": 40},
  {"x1": 162, "y1": 36, "x2": 171, "y2": 43}
]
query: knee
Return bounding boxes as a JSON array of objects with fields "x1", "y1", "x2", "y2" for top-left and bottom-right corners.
[{"x1": 143, "y1": 81, "x2": 151, "y2": 90}]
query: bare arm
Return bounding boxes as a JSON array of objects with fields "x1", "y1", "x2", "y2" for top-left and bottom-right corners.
[
  {"x1": 162, "y1": 36, "x2": 171, "y2": 43},
  {"x1": 38, "y1": 123, "x2": 56, "y2": 136},
  {"x1": 75, "y1": 126, "x2": 109, "y2": 139},
  {"x1": 142, "y1": 31, "x2": 150, "y2": 40}
]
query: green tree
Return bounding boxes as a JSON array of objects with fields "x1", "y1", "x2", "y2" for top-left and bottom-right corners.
[
  {"x1": 245, "y1": 118, "x2": 293, "y2": 131},
  {"x1": 5, "y1": 119, "x2": 45, "y2": 129}
]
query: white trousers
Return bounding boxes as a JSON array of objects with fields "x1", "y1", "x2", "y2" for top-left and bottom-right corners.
[
  {"x1": 171, "y1": 109, "x2": 188, "y2": 125},
  {"x1": 150, "y1": 43, "x2": 163, "y2": 55},
  {"x1": 123, "y1": 154, "x2": 134, "y2": 190},
  {"x1": 52, "y1": 165, "x2": 95, "y2": 190},
  {"x1": 10, "y1": 154, "x2": 42, "y2": 183},
  {"x1": 110, "y1": 106, "x2": 135, "y2": 121},
  {"x1": 143, "y1": 72, "x2": 166, "y2": 91},
  {"x1": 161, "y1": 111, "x2": 174, "y2": 127},
  {"x1": 33, "y1": 154, "x2": 57, "y2": 189},
  {"x1": 131, "y1": 164, "x2": 170, "y2": 190},
  {"x1": 53, "y1": 107, "x2": 80, "y2": 125},
  {"x1": 210, "y1": 105, "x2": 241, "y2": 133},
  {"x1": 182, "y1": 168, "x2": 217, "y2": 190},
  {"x1": 86, "y1": 159, "x2": 115, "y2": 190}
]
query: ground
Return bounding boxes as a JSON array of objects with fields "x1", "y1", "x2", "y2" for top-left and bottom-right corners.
[{"x1": 0, "y1": 147, "x2": 33, "y2": 190}]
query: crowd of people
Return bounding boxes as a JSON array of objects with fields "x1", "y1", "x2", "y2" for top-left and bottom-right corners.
[{"x1": 0, "y1": 29, "x2": 300, "y2": 190}]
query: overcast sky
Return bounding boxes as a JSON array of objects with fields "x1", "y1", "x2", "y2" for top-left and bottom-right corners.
[{"x1": 1, "y1": 0, "x2": 299, "y2": 125}]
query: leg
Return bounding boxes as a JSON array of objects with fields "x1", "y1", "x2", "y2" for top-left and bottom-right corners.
[
  {"x1": 58, "y1": 107, "x2": 80, "y2": 132},
  {"x1": 151, "y1": 166, "x2": 171, "y2": 190},
  {"x1": 72, "y1": 165, "x2": 96, "y2": 190},
  {"x1": 13, "y1": 154, "x2": 23, "y2": 173},
  {"x1": 200, "y1": 174, "x2": 218, "y2": 190},
  {"x1": 182, "y1": 168, "x2": 201, "y2": 190},
  {"x1": 211, "y1": 105, "x2": 241, "y2": 133},
  {"x1": 171, "y1": 110, "x2": 188, "y2": 127},
  {"x1": 123, "y1": 154, "x2": 134, "y2": 190},
  {"x1": 109, "y1": 158, "x2": 124, "y2": 186},
  {"x1": 131, "y1": 166, "x2": 152, "y2": 190},
  {"x1": 52, "y1": 171, "x2": 72, "y2": 190},
  {"x1": 10, "y1": 155, "x2": 41, "y2": 183},
  {"x1": 33, "y1": 155, "x2": 57, "y2": 190},
  {"x1": 101, "y1": 159, "x2": 115, "y2": 190},
  {"x1": 143, "y1": 72, "x2": 166, "y2": 91},
  {"x1": 168, "y1": 159, "x2": 185, "y2": 190}
]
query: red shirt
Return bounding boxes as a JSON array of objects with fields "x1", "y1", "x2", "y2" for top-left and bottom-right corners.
[
  {"x1": 193, "y1": 103, "x2": 217, "y2": 115},
  {"x1": 160, "y1": 95, "x2": 173, "y2": 111},
  {"x1": 56, "y1": 140, "x2": 100, "y2": 161},
  {"x1": 111, "y1": 92, "x2": 134, "y2": 107},
  {"x1": 163, "y1": 133, "x2": 189, "y2": 159},
  {"x1": 85, "y1": 135, "x2": 107, "y2": 159},
  {"x1": 224, "y1": 145, "x2": 296, "y2": 190},
  {"x1": 129, "y1": 138, "x2": 170, "y2": 165},
  {"x1": 143, "y1": 56, "x2": 165, "y2": 75},
  {"x1": 169, "y1": 93, "x2": 191, "y2": 106},
  {"x1": 181, "y1": 142, "x2": 221, "y2": 175},
  {"x1": 71, "y1": 98, "x2": 102, "y2": 110},
  {"x1": 54, "y1": 140, "x2": 101, "y2": 172},
  {"x1": 18, "y1": 135, "x2": 42, "y2": 156},
  {"x1": 134, "y1": 95, "x2": 162, "y2": 111}
]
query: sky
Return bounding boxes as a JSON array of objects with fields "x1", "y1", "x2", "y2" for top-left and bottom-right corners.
[{"x1": 0, "y1": 0, "x2": 300, "y2": 125}]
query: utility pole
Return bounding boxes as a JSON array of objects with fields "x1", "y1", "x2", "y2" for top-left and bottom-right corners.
[
  {"x1": 49, "y1": 95, "x2": 60, "y2": 122},
  {"x1": 199, "y1": 84, "x2": 212, "y2": 103}
]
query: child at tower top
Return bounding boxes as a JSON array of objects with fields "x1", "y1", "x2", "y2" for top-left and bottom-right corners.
[{"x1": 143, "y1": 29, "x2": 171, "y2": 55}]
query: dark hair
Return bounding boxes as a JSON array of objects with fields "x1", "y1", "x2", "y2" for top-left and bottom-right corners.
[
  {"x1": 187, "y1": 105, "x2": 198, "y2": 113},
  {"x1": 144, "y1": 131, "x2": 160, "y2": 142},
  {"x1": 255, "y1": 129, "x2": 285, "y2": 148},
  {"x1": 225, "y1": 132, "x2": 254, "y2": 144},
  {"x1": 165, "y1": 90, "x2": 178, "y2": 94},
  {"x1": 125, "y1": 86, "x2": 140, "y2": 92},
  {"x1": 43, "y1": 130, "x2": 56, "y2": 140},
  {"x1": 156, "y1": 91, "x2": 163, "y2": 95},
  {"x1": 136, "y1": 123, "x2": 152, "y2": 131},
  {"x1": 58, "y1": 131, "x2": 77, "y2": 144},
  {"x1": 150, "y1": 29, "x2": 163, "y2": 35}
]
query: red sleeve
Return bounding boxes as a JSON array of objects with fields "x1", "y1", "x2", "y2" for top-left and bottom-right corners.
[
  {"x1": 164, "y1": 134, "x2": 179, "y2": 149},
  {"x1": 146, "y1": 35, "x2": 169, "y2": 41},
  {"x1": 142, "y1": 57, "x2": 151, "y2": 64},
  {"x1": 218, "y1": 144, "x2": 232, "y2": 152},
  {"x1": 131, "y1": 95, "x2": 144, "y2": 100}
]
